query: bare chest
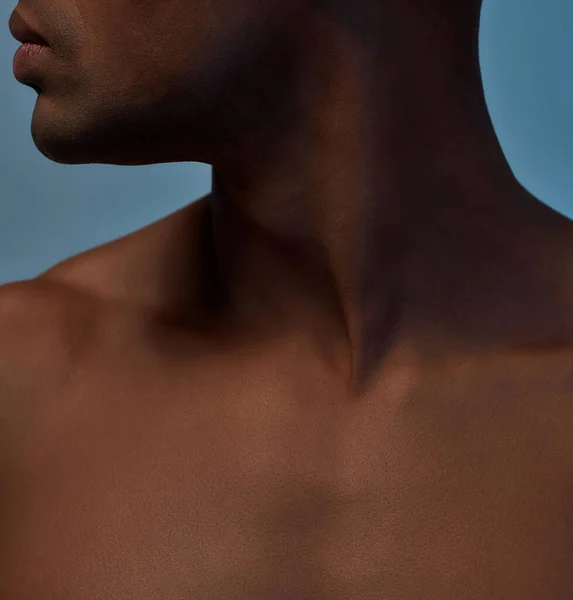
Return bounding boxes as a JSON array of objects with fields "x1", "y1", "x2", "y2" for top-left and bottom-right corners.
[{"x1": 2, "y1": 346, "x2": 573, "y2": 600}]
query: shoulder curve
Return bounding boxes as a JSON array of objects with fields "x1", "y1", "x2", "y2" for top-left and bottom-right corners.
[
  {"x1": 0, "y1": 276, "x2": 98, "y2": 330},
  {"x1": 0, "y1": 277, "x2": 100, "y2": 401}
]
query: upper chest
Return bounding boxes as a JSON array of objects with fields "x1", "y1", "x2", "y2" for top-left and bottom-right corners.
[{"x1": 2, "y1": 335, "x2": 573, "y2": 600}]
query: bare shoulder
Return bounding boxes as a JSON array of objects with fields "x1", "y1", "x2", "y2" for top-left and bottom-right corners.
[
  {"x1": 37, "y1": 196, "x2": 211, "y2": 309},
  {"x1": 0, "y1": 277, "x2": 101, "y2": 403}
]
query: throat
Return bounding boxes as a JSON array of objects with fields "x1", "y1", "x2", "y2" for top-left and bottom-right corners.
[{"x1": 201, "y1": 177, "x2": 573, "y2": 396}]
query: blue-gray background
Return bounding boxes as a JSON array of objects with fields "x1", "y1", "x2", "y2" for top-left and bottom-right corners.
[{"x1": 1, "y1": 0, "x2": 571, "y2": 286}]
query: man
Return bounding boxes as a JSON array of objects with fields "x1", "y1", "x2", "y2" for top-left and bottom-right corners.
[{"x1": 2, "y1": 0, "x2": 573, "y2": 597}]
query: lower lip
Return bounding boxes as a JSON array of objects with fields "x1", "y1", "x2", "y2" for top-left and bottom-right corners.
[{"x1": 13, "y1": 42, "x2": 50, "y2": 82}]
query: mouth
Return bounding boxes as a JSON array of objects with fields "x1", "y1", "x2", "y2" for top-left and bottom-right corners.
[
  {"x1": 8, "y1": 11, "x2": 49, "y2": 47},
  {"x1": 13, "y1": 41, "x2": 51, "y2": 87}
]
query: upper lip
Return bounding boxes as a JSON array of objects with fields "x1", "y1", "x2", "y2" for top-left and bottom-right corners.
[{"x1": 8, "y1": 11, "x2": 48, "y2": 45}]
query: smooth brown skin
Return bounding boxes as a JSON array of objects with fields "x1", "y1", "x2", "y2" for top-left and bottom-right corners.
[{"x1": 3, "y1": 0, "x2": 573, "y2": 597}]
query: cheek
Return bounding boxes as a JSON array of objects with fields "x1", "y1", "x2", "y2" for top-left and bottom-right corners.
[{"x1": 75, "y1": 0, "x2": 300, "y2": 98}]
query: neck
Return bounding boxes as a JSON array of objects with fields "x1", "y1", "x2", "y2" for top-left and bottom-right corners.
[{"x1": 199, "y1": 3, "x2": 573, "y2": 393}]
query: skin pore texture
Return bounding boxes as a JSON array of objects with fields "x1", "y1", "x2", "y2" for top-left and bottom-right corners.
[{"x1": 3, "y1": 0, "x2": 573, "y2": 598}]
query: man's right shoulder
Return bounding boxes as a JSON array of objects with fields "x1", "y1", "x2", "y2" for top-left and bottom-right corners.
[{"x1": 0, "y1": 277, "x2": 99, "y2": 401}]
